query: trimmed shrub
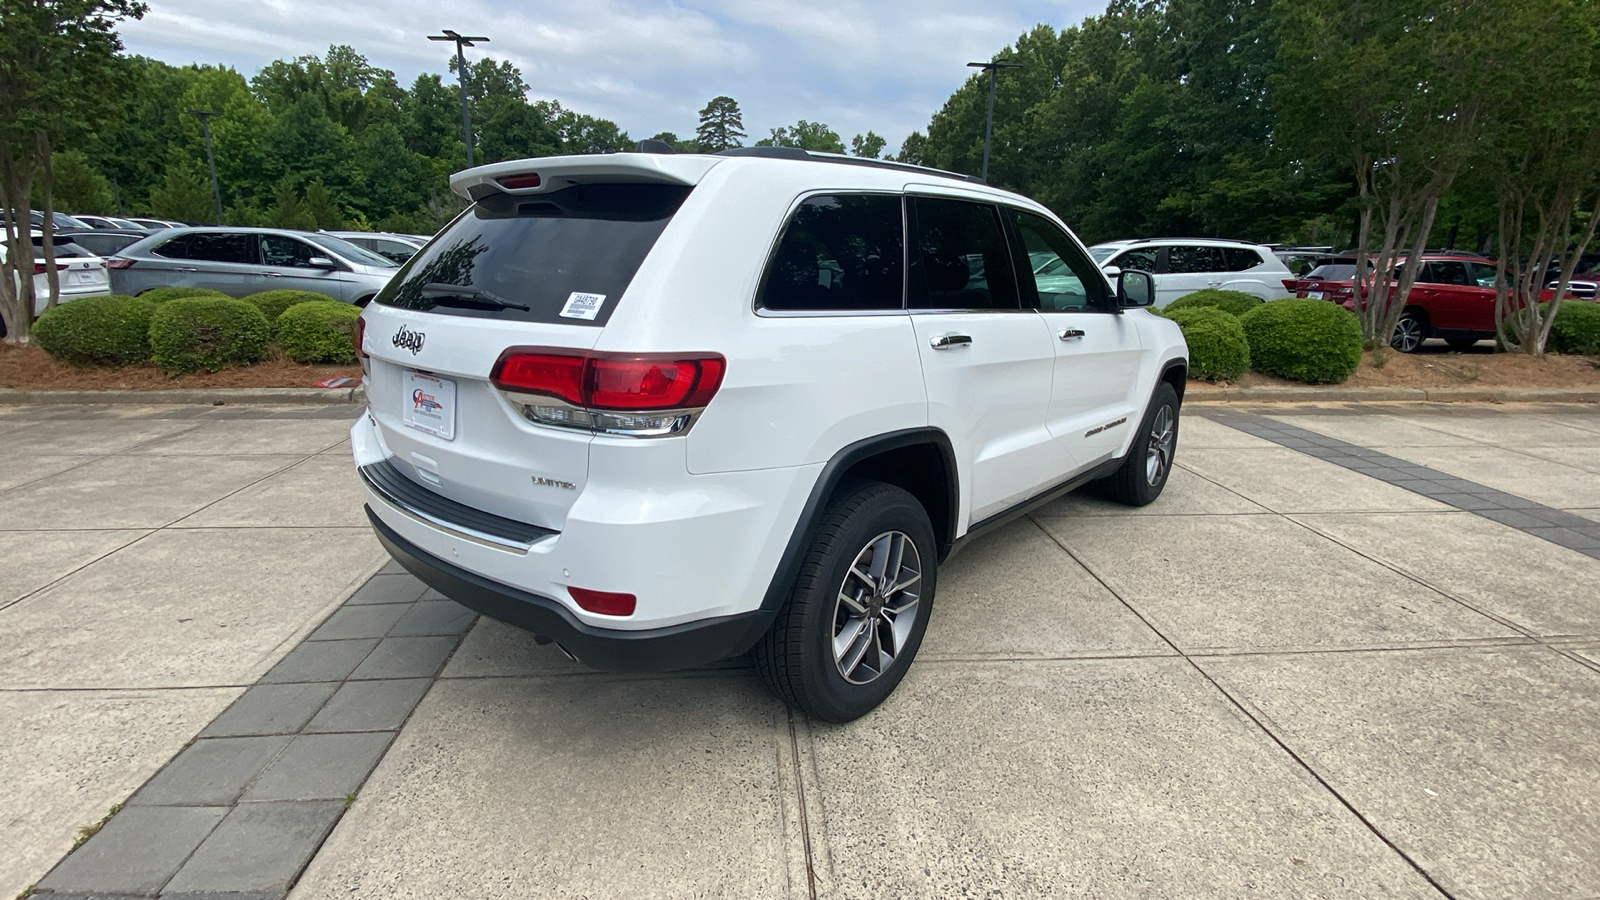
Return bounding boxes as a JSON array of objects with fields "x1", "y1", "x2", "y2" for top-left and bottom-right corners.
[
  {"x1": 243, "y1": 289, "x2": 339, "y2": 323},
  {"x1": 1164, "y1": 289, "x2": 1264, "y2": 318},
  {"x1": 1239, "y1": 298, "x2": 1363, "y2": 384},
  {"x1": 137, "y1": 286, "x2": 230, "y2": 305},
  {"x1": 33, "y1": 295, "x2": 155, "y2": 366},
  {"x1": 1549, "y1": 301, "x2": 1600, "y2": 356},
  {"x1": 149, "y1": 297, "x2": 272, "y2": 374},
  {"x1": 1165, "y1": 306, "x2": 1250, "y2": 381},
  {"x1": 274, "y1": 300, "x2": 360, "y2": 364}
]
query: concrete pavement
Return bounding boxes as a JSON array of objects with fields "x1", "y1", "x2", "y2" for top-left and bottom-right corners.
[{"x1": 3, "y1": 401, "x2": 1598, "y2": 898}]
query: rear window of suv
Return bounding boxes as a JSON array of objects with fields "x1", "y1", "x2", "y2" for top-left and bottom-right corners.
[{"x1": 373, "y1": 182, "x2": 691, "y2": 326}]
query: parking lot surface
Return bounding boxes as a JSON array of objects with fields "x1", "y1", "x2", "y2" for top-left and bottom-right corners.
[{"x1": 2, "y1": 401, "x2": 1597, "y2": 898}]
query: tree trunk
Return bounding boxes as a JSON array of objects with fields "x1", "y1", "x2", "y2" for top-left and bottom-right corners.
[
  {"x1": 0, "y1": 137, "x2": 41, "y2": 344},
  {"x1": 38, "y1": 132, "x2": 60, "y2": 312}
]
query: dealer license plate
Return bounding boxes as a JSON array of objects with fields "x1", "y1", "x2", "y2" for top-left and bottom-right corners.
[
  {"x1": 70, "y1": 271, "x2": 97, "y2": 285},
  {"x1": 402, "y1": 371, "x2": 456, "y2": 440}
]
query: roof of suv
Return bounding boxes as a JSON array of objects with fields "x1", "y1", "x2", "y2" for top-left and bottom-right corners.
[
  {"x1": 450, "y1": 147, "x2": 990, "y2": 203},
  {"x1": 1092, "y1": 238, "x2": 1275, "y2": 250}
]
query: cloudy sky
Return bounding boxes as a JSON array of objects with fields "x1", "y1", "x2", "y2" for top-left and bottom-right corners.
[{"x1": 120, "y1": 0, "x2": 1103, "y2": 154}]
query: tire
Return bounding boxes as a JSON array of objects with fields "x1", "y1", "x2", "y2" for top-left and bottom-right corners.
[
  {"x1": 755, "y1": 481, "x2": 937, "y2": 723},
  {"x1": 1444, "y1": 336, "x2": 1480, "y2": 351},
  {"x1": 1098, "y1": 382, "x2": 1180, "y2": 507},
  {"x1": 1391, "y1": 310, "x2": 1427, "y2": 352}
]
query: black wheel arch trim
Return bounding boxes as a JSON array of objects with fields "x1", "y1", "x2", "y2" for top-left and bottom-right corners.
[{"x1": 760, "y1": 428, "x2": 959, "y2": 615}]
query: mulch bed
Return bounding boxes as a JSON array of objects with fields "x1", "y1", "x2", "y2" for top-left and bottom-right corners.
[
  {"x1": 1188, "y1": 346, "x2": 1600, "y2": 391},
  {"x1": 0, "y1": 344, "x2": 357, "y2": 391}
]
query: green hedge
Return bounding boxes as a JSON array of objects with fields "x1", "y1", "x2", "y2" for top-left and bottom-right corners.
[
  {"x1": 1549, "y1": 301, "x2": 1600, "y2": 356},
  {"x1": 243, "y1": 289, "x2": 339, "y2": 322},
  {"x1": 137, "y1": 286, "x2": 230, "y2": 305},
  {"x1": 275, "y1": 300, "x2": 360, "y2": 364},
  {"x1": 1239, "y1": 299, "x2": 1363, "y2": 384},
  {"x1": 1166, "y1": 306, "x2": 1250, "y2": 381},
  {"x1": 149, "y1": 297, "x2": 272, "y2": 374},
  {"x1": 33, "y1": 295, "x2": 155, "y2": 366},
  {"x1": 1164, "y1": 289, "x2": 1264, "y2": 318}
]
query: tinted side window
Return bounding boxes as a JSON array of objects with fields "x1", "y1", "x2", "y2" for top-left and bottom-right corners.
[
  {"x1": 1111, "y1": 248, "x2": 1158, "y2": 271},
  {"x1": 152, "y1": 234, "x2": 194, "y2": 259},
  {"x1": 184, "y1": 233, "x2": 255, "y2": 264},
  {"x1": 1468, "y1": 262, "x2": 1497, "y2": 288},
  {"x1": 1167, "y1": 245, "x2": 1227, "y2": 274},
  {"x1": 260, "y1": 235, "x2": 320, "y2": 268},
  {"x1": 757, "y1": 194, "x2": 904, "y2": 311},
  {"x1": 373, "y1": 239, "x2": 418, "y2": 263},
  {"x1": 909, "y1": 197, "x2": 1019, "y2": 310},
  {"x1": 1225, "y1": 248, "x2": 1264, "y2": 271},
  {"x1": 1421, "y1": 261, "x2": 1471, "y2": 286},
  {"x1": 1009, "y1": 210, "x2": 1108, "y2": 311}
]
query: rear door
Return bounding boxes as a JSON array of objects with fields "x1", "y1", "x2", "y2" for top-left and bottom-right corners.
[
  {"x1": 906, "y1": 194, "x2": 1058, "y2": 526},
  {"x1": 1007, "y1": 209, "x2": 1146, "y2": 469},
  {"x1": 166, "y1": 232, "x2": 257, "y2": 295},
  {"x1": 1162, "y1": 244, "x2": 1227, "y2": 305},
  {"x1": 361, "y1": 181, "x2": 692, "y2": 531},
  {"x1": 1415, "y1": 260, "x2": 1475, "y2": 330}
]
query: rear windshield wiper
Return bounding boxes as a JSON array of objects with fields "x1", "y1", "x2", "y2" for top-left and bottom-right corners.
[{"x1": 418, "y1": 282, "x2": 530, "y2": 311}]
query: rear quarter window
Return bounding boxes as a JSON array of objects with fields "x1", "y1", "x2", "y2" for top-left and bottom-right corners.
[
  {"x1": 757, "y1": 194, "x2": 904, "y2": 312},
  {"x1": 374, "y1": 182, "x2": 691, "y2": 326}
]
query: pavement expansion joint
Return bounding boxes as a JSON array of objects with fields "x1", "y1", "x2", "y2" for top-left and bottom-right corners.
[{"x1": 31, "y1": 570, "x2": 474, "y2": 899}]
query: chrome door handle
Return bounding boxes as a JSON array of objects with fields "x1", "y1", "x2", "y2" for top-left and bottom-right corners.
[
  {"x1": 1059, "y1": 328, "x2": 1086, "y2": 341},
  {"x1": 175, "y1": 266, "x2": 198, "y2": 273},
  {"x1": 930, "y1": 333, "x2": 972, "y2": 350},
  {"x1": 264, "y1": 272, "x2": 283, "y2": 277}
]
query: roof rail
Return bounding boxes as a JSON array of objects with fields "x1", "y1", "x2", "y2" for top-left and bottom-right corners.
[{"x1": 713, "y1": 146, "x2": 986, "y2": 185}]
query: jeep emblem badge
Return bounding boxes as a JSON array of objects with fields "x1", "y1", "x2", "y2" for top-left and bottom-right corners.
[{"x1": 393, "y1": 325, "x2": 425, "y2": 354}]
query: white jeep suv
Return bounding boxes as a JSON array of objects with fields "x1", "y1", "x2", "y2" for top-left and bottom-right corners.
[
  {"x1": 1090, "y1": 238, "x2": 1292, "y2": 307},
  {"x1": 351, "y1": 148, "x2": 1189, "y2": 721}
]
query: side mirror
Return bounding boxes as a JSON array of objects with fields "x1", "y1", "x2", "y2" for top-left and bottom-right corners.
[
  {"x1": 308, "y1": 256, "x2": 336, "y2": 269},
  {"x1": 1118, "y1": 269, "x2": 1155, "y2": 307}
]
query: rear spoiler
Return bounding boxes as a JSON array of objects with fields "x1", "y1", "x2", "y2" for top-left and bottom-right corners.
[{"x1": 451, "y1": 154, "x2": 725, "y2": 201}]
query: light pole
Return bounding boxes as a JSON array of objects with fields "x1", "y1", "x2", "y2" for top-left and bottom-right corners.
[
  {"x1": 966, "y1": 58, "x2": 1022, "y2": 182},
  {"x1": 187, "y1": 109, "x2": 225, "y2": 223},
  {"x1": 429, "y1": 30, "x2": 490, "y2": 168}
]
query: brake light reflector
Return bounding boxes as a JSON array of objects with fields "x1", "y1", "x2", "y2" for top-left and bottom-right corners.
[
  {"x1": 496, "y1": 173, "x2": 542, "y2": 190},
  {"x1": 568, "y1": 586, "x2": 636, "y2": 617},
  {"x1": 353, "y1": 315, "x2": 368, "y2": 360},
  {"x1": 491, "y1": 348, "x2": 725, "y2": 437}
]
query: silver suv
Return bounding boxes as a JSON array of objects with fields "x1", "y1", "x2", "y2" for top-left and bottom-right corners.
[{"x1": 109, "y1": 227, "x2": 400, "y2": 303}]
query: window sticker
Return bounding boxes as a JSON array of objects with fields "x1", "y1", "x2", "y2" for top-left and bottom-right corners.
[{"x1": 559, "y1": 292, "x2": 606, "y2": 320}]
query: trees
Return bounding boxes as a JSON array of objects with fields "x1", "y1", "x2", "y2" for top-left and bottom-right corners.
[
  {"x1": 1478, "y1": 0, "x2": 1600, "y2": 355},
  {"x1": 0, "y1": 0, "x2": 146, "y2": 342},
  {"x1": 850, "y1": 132, "x2": 887, "y2": 159},
  {"x1": 1275, "y1": 0, "x2": 1488, "y2": 346},
  {"x1": 696, "y1": 96, "x2": 745, "y2": 151},
  {"x1": 757, "y1": 121, "x2": 845, "y2": 154}
]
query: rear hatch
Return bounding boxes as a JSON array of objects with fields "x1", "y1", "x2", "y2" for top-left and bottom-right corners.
[{"x1": 359, "y1": 155, "x2": 719, "y2": 531}]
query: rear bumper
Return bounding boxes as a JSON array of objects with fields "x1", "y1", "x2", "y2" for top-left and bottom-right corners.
[{"x1": 368, "y1": 507, "x2": 775, "y2": 672}]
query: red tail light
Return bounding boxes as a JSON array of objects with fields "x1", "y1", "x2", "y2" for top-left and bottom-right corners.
[
  {"x1": 353, "y1": 315, "x2": 369, "y2": 360},
  {"x1": 567, "y1": 586, "x2": 636, "y2": 617},
  {"x1": 491, "y1": 348, "x2": 725, "y2": 437},
  {"x1": 105, "y1": 257, "x2": 136, "y2": 270},
  {"x1": 496, "y1": 173, "x2": 541, "y2": 190}
]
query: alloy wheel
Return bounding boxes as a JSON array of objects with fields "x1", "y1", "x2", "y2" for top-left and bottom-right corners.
[
  {"x1": 831, "y1": 531, "x2": 922, "y2": 685},
  {"x1": 1391, "y1": 315, "x2": 1424, "y2": 352},
  {"x1": 1146, "y1": 405, "x2": 1175, "y2": 487}
]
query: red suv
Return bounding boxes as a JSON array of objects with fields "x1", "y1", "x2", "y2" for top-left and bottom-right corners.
[{"x1": 1285, "y1": 252, "x2": 1507, "y2": 352}]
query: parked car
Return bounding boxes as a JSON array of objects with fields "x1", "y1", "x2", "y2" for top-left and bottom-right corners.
[
  {"x1": 69, "y1": 214, "x2": 147, "y2": 232},
  {"x1": 1284, "y1": 251, "x2": 1518, "y2": 351},
  {"x1": 1271, "y1": 245, "x2": 1336, "y2": 277},
  {"x1": 1088, "y1": 238, "x2": 1292, "y2": 306},
  {"x1": 27, "y1": 210, "x2": 90, "y2": 230},
  {"x1": 0, "y1": 232, "x2": 111, "y2": 337},
  {"x1": 353, "y1": 147, "x2": 1187, "y2": 721},
  {"x1": 109, "y1": 227, "x2": 401, "y2": 303},
  {"x1": 56, "y1": 229, "x2": 149, "y2": 258},
  {"x1": 122, "y1": 217, "x2": 187, "y2": 230},
  {"x1": 323, "y1": 231, "x2": 428, "y2": 264}
]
